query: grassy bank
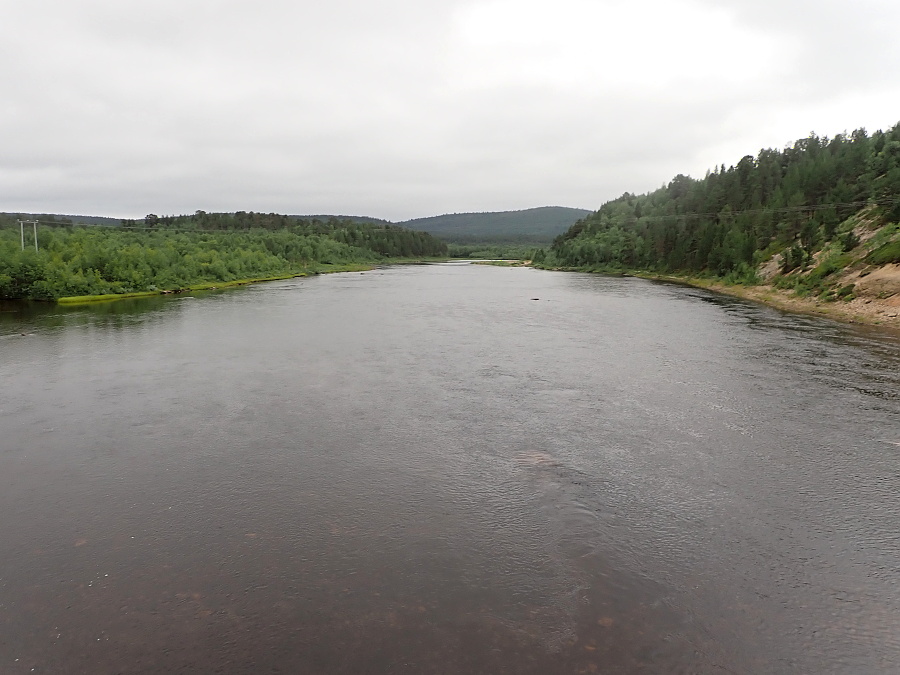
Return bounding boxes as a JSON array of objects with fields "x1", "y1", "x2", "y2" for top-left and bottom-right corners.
[
  {"x1": 54, "y1": 259, "x2": 450, "y2": 305},
  {"x1": 56, "y1": 264, "x2": 369, "y2": 305}
]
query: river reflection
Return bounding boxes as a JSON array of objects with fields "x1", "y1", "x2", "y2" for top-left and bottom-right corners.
[{"x1": 1, "y1": 264, "x2": 899, "y2": 674}]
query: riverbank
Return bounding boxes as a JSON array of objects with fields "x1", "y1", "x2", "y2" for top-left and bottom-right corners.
[
  {"x1": 54, "y1": 258, "x2": 452, "y2": 305},
  {"x1": 56, "y1": 263, "x2": 373, "y2": 305},
  {"x1": 636, "y1": 272, "x2": 900, "y2": 329},
  {"x1": 531, "y1": 261, "x2": 900, "y2": 329},
  {"x1": 471, "y1": 259, "x2": 532, "y2": 267}
]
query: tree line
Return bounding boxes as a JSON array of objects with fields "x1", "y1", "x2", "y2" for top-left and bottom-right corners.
[{"x1": 0, "y1": 215, "x2": 447, "y2": 300}]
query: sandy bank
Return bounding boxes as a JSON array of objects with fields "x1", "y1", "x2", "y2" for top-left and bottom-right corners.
[{"x1": 675, "y1": 271, "x2": 900, "y2": 329}]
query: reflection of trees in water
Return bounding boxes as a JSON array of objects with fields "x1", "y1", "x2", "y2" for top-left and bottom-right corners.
[{"x1": 0, "y1": 294, "x2": 173, "y2": 334}]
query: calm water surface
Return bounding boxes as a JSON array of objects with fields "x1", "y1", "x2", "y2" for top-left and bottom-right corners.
[{"x1": 1, "y1": 263, "x2": 899, "y2": 674}]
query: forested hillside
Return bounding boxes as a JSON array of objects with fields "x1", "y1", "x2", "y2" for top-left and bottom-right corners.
[
  {"x1": 0, "y1": 213, "x2": 446, "y2": 301},
  {"x1": 400, "y1": 206, "x2": 591, "y2": 243},
  {"x1": 544, "y1": 124, "x2": 900, "y2": 303}
]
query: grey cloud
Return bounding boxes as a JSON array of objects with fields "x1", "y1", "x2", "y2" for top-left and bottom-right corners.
[{"x1": 1, "y1": 0, "x2": 898, "y2": 221}]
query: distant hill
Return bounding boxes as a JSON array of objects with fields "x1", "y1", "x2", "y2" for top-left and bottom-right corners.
[
  {"x1": 399, "y1": 206, "x2": 592, "y2": 243},
  {"x1": 1, "y1": 208, "x2": 593, "y2": 241}
]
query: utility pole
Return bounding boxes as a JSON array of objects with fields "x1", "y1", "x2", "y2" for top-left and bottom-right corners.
[{"x1": 17, "y1": 220, "x2": 39, "y2": 251}]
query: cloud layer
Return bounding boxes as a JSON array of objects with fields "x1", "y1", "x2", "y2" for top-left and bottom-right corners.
[{"x1": 2, "y1": 0, "x2": 899, "y2": 220}]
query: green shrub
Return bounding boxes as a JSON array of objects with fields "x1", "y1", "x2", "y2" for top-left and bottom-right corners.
[
  {"x1": 839, "y1": 231, "x2": 860, "y2": 251},
  {"x1": 723, "y1": 262, "x2": 759, "y2": 285},
  {"x1": 780, "y1": 245, "x2": 808, "y2": 273},
  {"x1": 837, "y1": 283, "x2": 856, "y2": 299},
  {"x1": 809, "y1": 253, "x2": 852, "y2": 281},
  {"x1": 866, "y1": 240, "x2": 900, "y2": 265}
]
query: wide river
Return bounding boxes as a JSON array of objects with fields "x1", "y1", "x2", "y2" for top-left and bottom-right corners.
[{"x1": 2, "y1": 263, "x2": 899, "y2": 674}]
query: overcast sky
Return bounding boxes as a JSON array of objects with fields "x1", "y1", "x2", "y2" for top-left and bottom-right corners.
[{"x1": 2, "y1": 0, "x2": 899, "y2": 221}]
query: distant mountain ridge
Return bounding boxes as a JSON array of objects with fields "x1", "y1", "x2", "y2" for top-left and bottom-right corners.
[
  {"x1": 3, "y1": 207, "x2": 593, "y2": 242},
  {"x1": 399, "y1": 206, "x2": 591, "y2": 242}
]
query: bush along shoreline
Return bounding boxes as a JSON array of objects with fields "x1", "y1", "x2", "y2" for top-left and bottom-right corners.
[{"x1": 0, "y1": 214, "x2": 447, "y2": 302}]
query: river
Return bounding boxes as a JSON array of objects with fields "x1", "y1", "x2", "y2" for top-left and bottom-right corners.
[{"x1": 2, "y1": 263, "x2": 899, "y2": 674}]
